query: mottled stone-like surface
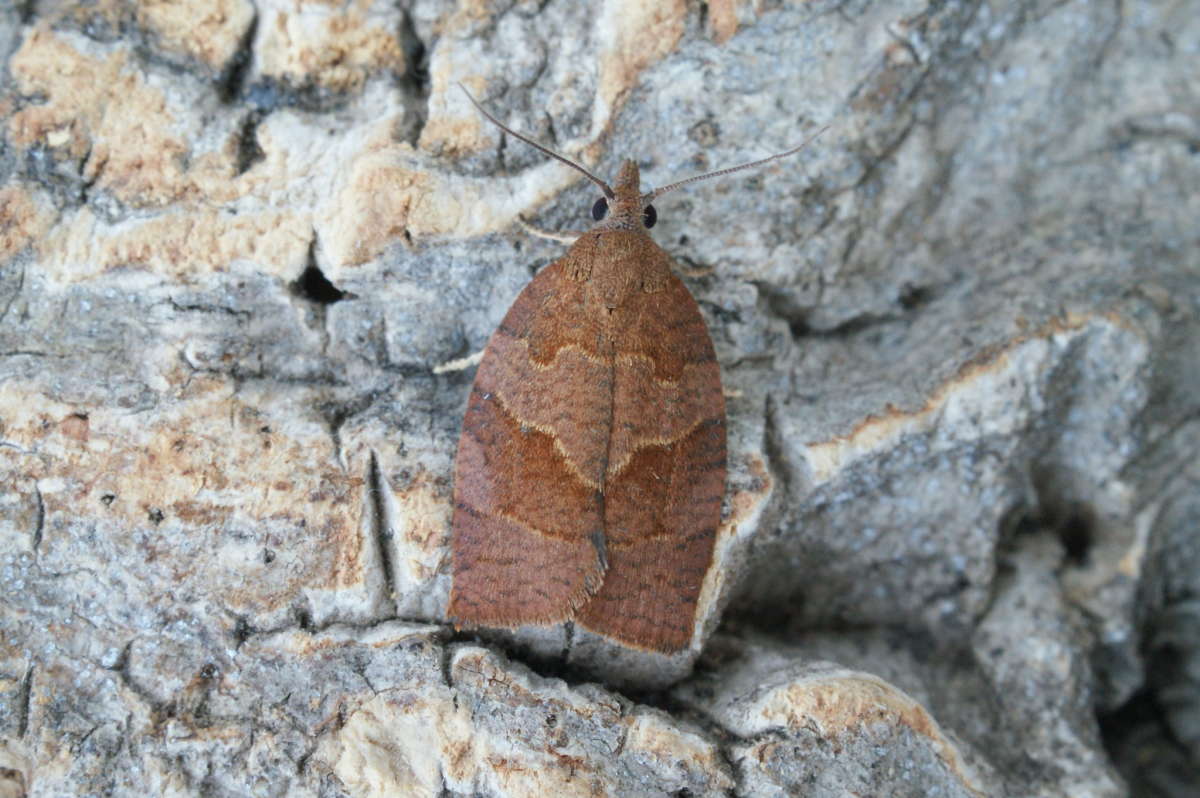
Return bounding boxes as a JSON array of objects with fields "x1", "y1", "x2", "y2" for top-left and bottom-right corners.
[{"x1": 2, "y1": 0, "x2": 1198, "y2": 796}]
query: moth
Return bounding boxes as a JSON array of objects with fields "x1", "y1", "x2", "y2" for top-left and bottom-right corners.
[{"x1": 448, "y1": 88, "x2": 810, "y2": 652}]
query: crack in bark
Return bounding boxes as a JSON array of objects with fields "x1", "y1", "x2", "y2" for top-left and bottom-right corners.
[
  {"x1": 439, "y1": 642, "x2": 456, "y2": 691},
  {"x1": 167, "y1": 297, "x2": 251, "y2": 320},
  {"x1": 218, "y1": 5, "x2": 259, "y2": 104},
  {"x1": 31, "y1": 482, "x2": 45, "y2": 552},
  {"x1": 105, "y1": 640, "x2": 168, "y2": 714},
  {"x1": 17, "y1": 665, "x2": 33, "y2": 738},
  {"x1": 367, "y1": 449, "x2": 397, "y2": 612},
  {"x1": 761, "y1": 394, "x2": 791, "y2": 524},
  {"x1": 225, "y1": 609, "x2": 442, "y2": 648}
]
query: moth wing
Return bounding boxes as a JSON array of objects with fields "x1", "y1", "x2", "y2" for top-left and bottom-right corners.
[
  {"x1": 575, "y1": 272, "x2": 726, "y2": 652},
  {"x1": 448, "y1": 260, "x2": 609, "y2": 628}
]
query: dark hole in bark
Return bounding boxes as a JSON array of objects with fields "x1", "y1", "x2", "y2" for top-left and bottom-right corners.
[{"x1": 293, "y1": 262, "x2": 346, "y2": 305}]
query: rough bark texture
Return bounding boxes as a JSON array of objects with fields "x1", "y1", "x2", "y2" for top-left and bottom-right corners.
[{"x1": 1, "y1": 1, "x2": 1197, "y2": 796}]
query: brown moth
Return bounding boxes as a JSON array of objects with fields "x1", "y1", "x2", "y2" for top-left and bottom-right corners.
[{"x1": 448, "y1": 88, "x2": 811, "y2": 652}]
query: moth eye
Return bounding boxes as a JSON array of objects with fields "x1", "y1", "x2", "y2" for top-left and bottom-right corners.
[
  {"x1": 643, "y1": 204, "x2": 657, "y2": 229},
  {"x1": 592, "y1": 197, "x2": 609, "y2": 221}
]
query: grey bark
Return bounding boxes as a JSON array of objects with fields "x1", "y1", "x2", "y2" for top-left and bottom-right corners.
[{"x1": 1, "y1": 1, "x2": 1198, "y2": 796}]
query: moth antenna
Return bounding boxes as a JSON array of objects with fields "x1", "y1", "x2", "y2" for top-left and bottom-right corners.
[
  {"x1": 643, "y1": 125, "x2": 830, "y2": 202},
  {"x1": 459, "y1": 83, "x2": 615, "y2": 199}
]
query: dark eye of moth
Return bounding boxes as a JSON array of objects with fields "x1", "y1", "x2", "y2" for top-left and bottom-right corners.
[
  {"x1": 592, "y1": 197, "x2": 608, "y2": 221},
  {"x1": 643, "y1": 204, "x2": 657, "y2": 229}
]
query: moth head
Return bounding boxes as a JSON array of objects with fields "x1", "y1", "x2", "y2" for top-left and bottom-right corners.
[{"x1": 591, "y1": 160, "x2": 658, "y2": 231}]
